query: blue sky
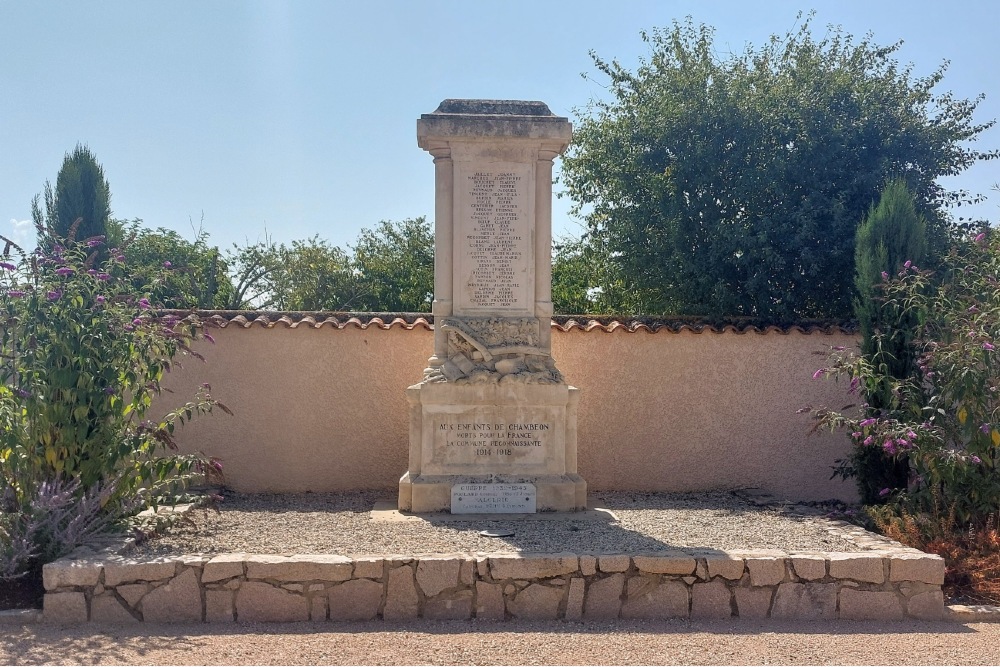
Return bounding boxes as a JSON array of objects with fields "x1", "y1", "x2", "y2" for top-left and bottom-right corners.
[{"x1": 2, "y1": 1, "x2": 998, "y2": 253}]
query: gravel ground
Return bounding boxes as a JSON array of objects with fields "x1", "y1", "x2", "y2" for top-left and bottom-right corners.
[
  {"x1": 4, "y1": 619, "x2": 999, "y2": 665},
  {"x1": 130, "y1": 490, "x2": 866, "y2": 556}
]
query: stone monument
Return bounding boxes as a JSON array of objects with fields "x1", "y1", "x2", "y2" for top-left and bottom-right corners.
[{"x1": 398, "y1": 99, "x2": 586, "y2": 513}]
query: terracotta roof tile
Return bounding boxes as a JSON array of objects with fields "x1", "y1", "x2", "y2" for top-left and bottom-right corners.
[{"x1": 161, "y1": 310, "x2": 855, "y2": 335}]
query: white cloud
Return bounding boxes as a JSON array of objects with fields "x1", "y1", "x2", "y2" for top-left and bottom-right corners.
[{"x1": 6, "y1": 219, "x2": 32, "y2": 249}]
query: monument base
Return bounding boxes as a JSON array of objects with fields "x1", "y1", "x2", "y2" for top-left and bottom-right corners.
[
  {"x1": 399, "y1": 472, "x2": 587, "y2": 513},
  {"x1": 397, "y1": 382, "x2": 587, "y2": 513}
]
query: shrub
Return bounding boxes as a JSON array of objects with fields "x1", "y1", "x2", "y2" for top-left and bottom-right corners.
[
  {"x1": 812, "y1": 227, "x2": 999, "y2": 525},
  {"x1": 0, "y1": 225, "x2": 227, "y2": 578}
]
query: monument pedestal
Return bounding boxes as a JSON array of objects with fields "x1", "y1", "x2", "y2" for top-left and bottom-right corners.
[
  {"x1": 399, "y1": 382, "x2": 586, "y2": 512},
  {"x1": 399, "y1": 99, "x2": 586, "y2": 513}
]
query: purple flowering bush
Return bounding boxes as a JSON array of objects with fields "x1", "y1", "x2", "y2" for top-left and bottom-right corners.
[
  {"x1": 812, "y1": 229, "x2": 1000, "y2": 527},
  {"x1": 0, "y1": 228, "x2": 227, "y2": 578}
]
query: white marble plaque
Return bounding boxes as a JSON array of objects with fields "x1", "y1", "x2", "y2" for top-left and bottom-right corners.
[
  {"x1": 430, "y1": 414, "x2": 555, "y2": 473},
  {"x1": 451, "y1": 483, "x2": 537, "y2": 513}
]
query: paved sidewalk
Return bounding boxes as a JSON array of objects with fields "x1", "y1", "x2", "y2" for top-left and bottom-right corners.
[{"x1": 3, "y1": 618, "x2": 999, "y2": 665}]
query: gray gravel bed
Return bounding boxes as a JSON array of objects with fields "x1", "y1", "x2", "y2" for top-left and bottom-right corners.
[{"x1": 129, "y1": 490, "x2": 867, "y2": 557}]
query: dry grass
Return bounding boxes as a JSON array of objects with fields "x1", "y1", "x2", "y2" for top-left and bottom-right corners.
[{"x1": 872, "y1": 504, "x2": 1000, "y2": 605}]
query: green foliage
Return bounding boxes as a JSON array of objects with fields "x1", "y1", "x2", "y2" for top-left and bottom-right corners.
[
  {"x1": 563, "y1": 15, "x2": 996, "y2": 318},
  {"x1": 223, "y1": 218, "x2": 433, "y2": 312},
  {"x1": 551, "y1": 234, "x2": 641, "y2": 315},
  {"x1": 269, "y1": 236, "x2": 358, "y2": 310},
  {"x1": 0, "y1": 234, "x2": 226, "y2": 576},
  {"x1": 813, "y1": 228, "x2": 1000, "y2": 524},
  {"x1": 32, "y1": 145, "x2": 112, "y2": 253},
  {"x1": 120, "y1": 221, "x2": 235, "y2": 309},
  {"x1": 350, "y1": 217, "x2": 433, "y2": 312},
  {"x1": 849, "y1": 180, "x2": 928, "y2": 503}
]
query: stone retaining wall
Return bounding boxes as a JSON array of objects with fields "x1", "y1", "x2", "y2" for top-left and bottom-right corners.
[{"x1": 43, "y1": 549, "x2": 945, "y2": 623}]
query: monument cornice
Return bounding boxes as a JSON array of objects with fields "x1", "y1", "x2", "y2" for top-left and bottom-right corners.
[{"x1": 417, "y1": 98, "x2": 572, "y2": 151}]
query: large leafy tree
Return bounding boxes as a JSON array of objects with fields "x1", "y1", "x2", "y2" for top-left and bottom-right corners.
[
  {"x1": 350, "y1": 217, "x2": 433, "y2": 312},
  {"x1": 270, "y1": 236, "x2": 359, "y2": 311},
  {"x1": 32, "y1": 144, "x2": 112, "y2": 250},
  {"x1": 224, "y1": 218, "x2": 433, "y2": 312},
  {"x1": 562, "y1": 16, "x2": 996, "y2": 319},
  {"x1": 120, "y1": 221, "x2": 235, "y2": 309}
]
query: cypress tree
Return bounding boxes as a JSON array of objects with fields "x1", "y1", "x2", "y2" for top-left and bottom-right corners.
[
  {"x1": 851, "y1": 179, "x2": 928, "y2": 503},
  {"x1": 32, "y1": 144, "x2": 112, "y2": 248}
]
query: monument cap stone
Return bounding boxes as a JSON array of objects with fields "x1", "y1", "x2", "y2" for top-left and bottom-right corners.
[{"x1": 418, "y1": 99, "x2": 572, "y2": 145}]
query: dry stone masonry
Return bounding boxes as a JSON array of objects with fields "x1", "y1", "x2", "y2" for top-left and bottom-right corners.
[{"x1": 43, "y1": 548, "x2": 945, "y2": 623}]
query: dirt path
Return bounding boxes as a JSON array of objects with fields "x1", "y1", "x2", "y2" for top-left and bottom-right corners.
[{"x1": 3, "y1": 619, "x2": 998, "y2": 665}]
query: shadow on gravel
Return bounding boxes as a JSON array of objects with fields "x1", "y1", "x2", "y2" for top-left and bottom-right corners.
[{"x1": 4, "y1": 625, "x2": 204, "y2": 665}]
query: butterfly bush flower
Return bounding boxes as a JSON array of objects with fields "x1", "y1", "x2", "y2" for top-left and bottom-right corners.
[
  {"x1": 138, "y1": 297, "x2": 151, "y2": 309},
  {"x1": 15, "y1": 388, "x2": 30, "y2": 398},
  {"x1": 976, "y1": 232, "x2": 987, "y2": 243},
  {"x1": 0, "y1": 262, "x2": 15, "y2": 271},
  {"x1": 204, "y1": 332, "x2": 215, "y2": 344},
  {"x1": 904, "y1": 260, "x2": 912, "y2": 269},
  {"x1": 981, "y1": 423, "x2": 991, "y2": 434},
  {"x1": 7, "y1": 289, "x2": 25, "y2": 298},
  {"x1": 971, "y1": 455, "x2": 982, "y2": 464},
  {"x1": 812, "y1": 368, "x2": 826, "y2": 380},
  {"x1": 96, "y1": 295, "x2": 106, "y2": 305},
  {"x1": 85, "y1": 236, "x2": 105, "y2": 247},
  {"x1": 163, "y1": 261, "x2": 172, "y2": 268},
  {"x1": 97, "y1": 272, "x2": 111, "y2": 281},
  {"x1": 46, "y1": 289, "x2": 61, "y2": 301},
  {"x1": 859, "y1": 418, "x2": 877, "y2": 427},
  {"x1": 132, "y1": 317, "x2": 143, "y2": 327},
  {"x1": 879, "y1": 488, "x2": 891, "y2": 497},
  {"x1": 55, "y1": 267, "x2": 74, "y2": 276},
  {"x1": 863, "y1": 435, "x2": 874, "y2": 446},
  {"x1": 984, "y1": 342, "x2": 995, "y2": 351},
  {"x1": 881, "y1": 271, "x2": 889, "y2": 280}
]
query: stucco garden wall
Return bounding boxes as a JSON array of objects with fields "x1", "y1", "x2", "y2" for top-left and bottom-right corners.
[{"x1": 164, "y1": 315, "x2": 858, "y2": 501}]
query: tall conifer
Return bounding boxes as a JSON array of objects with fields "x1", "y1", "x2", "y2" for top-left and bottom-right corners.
[
  {"x1": 851, "y1": 179, "x2": 928, "y2": 503},
  {"x1": 32, "y1": 144, "x2": 112, "y2": 248}
]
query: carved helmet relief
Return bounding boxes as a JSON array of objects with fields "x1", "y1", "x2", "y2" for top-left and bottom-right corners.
[{"x1": 422, "y1": 316, "x2": 563, "y2": 385}]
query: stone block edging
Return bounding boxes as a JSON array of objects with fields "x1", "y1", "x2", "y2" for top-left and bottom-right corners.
[{"x1": 42, "y1": 548, "x2": 950, "y2": 623}]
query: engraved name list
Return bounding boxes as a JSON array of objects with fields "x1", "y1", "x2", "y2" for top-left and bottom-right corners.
[{"x1": 464, "y1": 171, "x2": 527, "y2": 310}]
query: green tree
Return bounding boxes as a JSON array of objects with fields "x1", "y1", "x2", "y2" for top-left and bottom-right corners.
[
  {"x1": 849, "y1": 179, "x2": 928, "y2": 503},
  {"x1": 225, "y1": 219, "x2": 433, "y2": 312},
  {"x1": 563, "y1": 16, "x2": 996, "y2": 319},
  {"x1": 350, "y1": 217, "x2": 433, "y2": 312},
  {"x1": 32, "y1": 144, "x2": 113, "y2": 249},
  {"x1": 551, "y1": 234, "x2": 637, "y2": 315},
  {"x1": 122, "y1": 222, "x2": 234, "y2": 309},
  {"x1": 269, "y1": 236, "x2": 359, "y2": 311},
  {"x1": 223, "y1": 235, "x2": 286, "y2": 310}
]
